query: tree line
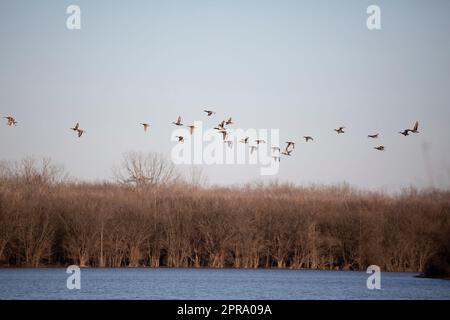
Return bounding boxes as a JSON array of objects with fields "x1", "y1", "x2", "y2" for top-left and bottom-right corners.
[{"x1": 0, "y1": 155, "x2": 449, "y2": 276}]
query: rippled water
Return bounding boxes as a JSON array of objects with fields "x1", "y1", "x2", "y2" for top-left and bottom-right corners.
[{"x1": 0, "y1": 268, "x2": 448, "y2": 300}]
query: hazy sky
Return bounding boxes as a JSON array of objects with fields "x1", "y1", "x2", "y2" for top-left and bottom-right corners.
[{"x1": 1, "y1": 0, "x2": 450, "y2": 190}]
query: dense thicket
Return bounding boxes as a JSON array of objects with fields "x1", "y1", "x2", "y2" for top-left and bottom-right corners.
[{"x1": 0, "y1": 157, "x2": 449, "y2": 274}]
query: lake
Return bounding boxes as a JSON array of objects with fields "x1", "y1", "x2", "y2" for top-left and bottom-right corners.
[{"x1": 0, "y1": 268, "x2": 449, "y2": 300}]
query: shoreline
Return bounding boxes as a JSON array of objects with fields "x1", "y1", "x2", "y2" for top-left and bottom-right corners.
[
  {"x1": 3, "y1": 266, "x2": 449, "y2": 280},
  {"x1": 0, "y1": 265, "x2": 428, "y2": 273}
]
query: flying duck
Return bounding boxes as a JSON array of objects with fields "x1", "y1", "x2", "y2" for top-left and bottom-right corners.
[
  {"x1": 204, "y1": 110, "x2": 215, "y2": 116},
  {"x1": 4, "y1": 116, "x2": 18, "y2": 126},
  {"x1": 141, "y1": 123, "x2": 150, "y2": 132},
  {"x1": 334, "y1": 127, "x2": 345, "y2": 134},
  {"x1": 172, "y1": 116, "x2": 183, "y2": 126}
]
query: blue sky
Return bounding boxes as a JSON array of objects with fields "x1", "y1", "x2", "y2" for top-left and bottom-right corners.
[{"x1": 1, "y1": 0, "x2": 449, "y2": 190}]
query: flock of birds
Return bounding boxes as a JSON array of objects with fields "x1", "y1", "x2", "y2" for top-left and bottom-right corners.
[{"x1": 3, "y1": 113, "x2": 420, "y2": 162}]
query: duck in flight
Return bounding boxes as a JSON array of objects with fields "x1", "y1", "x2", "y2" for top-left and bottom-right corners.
[
  {"x1": 285, "y1": 141, "x2": 295, "y2": 150},
  {"x1": 368, "y1": 133, "x2": 379, "y2": 138},
  {"x1": 214, "y1": 121, "x2": 226, "y2": 131},
  {"x1": 334, "y1": 127, "x2": 345, "y2": 134},
  {"x1": 374, "y1": 146, "x2": 385, "y2": 151},
  {"x1": 255, "y1": 139, "x2": 266, "y2": 145},
  {"x1": 70, "y1": 123, "x2": 85, "y2": 138},
  {"x1": 410, "y1": 121, "x2": 419, "y2": 134},
  {"x1": 141, "y1": 123, "x2": 150, "y2": 132},
  {"x1": 70, "y1": 123, "x2": 79, "y2": 132},
  {"x1": 220, "y1": 130, "x2": 228, "y2": 141},
  {"x1": 175, "y1": 135, "x2": 184, "y2": 143},
  {"x1": 172, "y1": 116, "x2": 183, "y2": 126},
  {"x1": 281, "y1": 149, "x2": 293, "y2": 156},
  {"x1": 303, "y1": 136, "x2": 314, "y2": 142},
  {"x1": 77, "y1": 129, "x2": 85, "y2": 138},
  {"x1": 4, "y1": 116, "x2": 17, "y2": 126},
  {"x1": 399, "y1": 121, "x2": 419, "y2": 136},
  {"x1": 225, "y1": 117, "x2": 234, "y2": 125},
  {"x1": 186, "y1": 125, "x2": 196, "y2": 135},
  {"x1": 240, "y1": 137, "x2": 249, "y2": 144},
  {"x1": 204, "y1": 110, "x2": 215, "y2": 117}
]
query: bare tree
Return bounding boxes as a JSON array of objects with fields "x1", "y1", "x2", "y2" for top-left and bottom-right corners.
[
  {"x1": 10, "y1": 157, "x2": 66, "y2": 187},
  {"x1": 1, "y1": 157, "x2": 66, "y2": 187},
  {"x1": 114, "y1": 152, "x2": 180, "y2": 188},
  {"x1": 0, "y1": 199, "x2": 17, "y2": 264},
  {"x1": 1, "y1": 158, "x2": 449, "y2": 274},
  {"x1": 59, "y1": 204, "x2": 101, "y2": 267},
  {"x1": 13, "y1": 202, "x2": 55, "y2": 267}
]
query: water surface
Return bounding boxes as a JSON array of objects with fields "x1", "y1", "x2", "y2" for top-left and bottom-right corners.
[{"x1": 0, "y1": 268, "x2": 448, "y2": 300}]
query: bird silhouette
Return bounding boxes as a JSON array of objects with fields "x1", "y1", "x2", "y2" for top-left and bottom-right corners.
[
  {"x1": 172, "y1": 116, "x2": 183, "y2": 126},
  {"x1": 225, "y1": 117, "x2": 234, "y2": 125},
  {"x1": 4, "y1": 116, "x2": 18, "y2": 126},
  {"x1": 399, "y1": 129, "x2": 410, "y2": 136},
  {"x1": 70, "y1": 123, "x2": 79, "y2": 131},
  {"x1": 141, "y1": 123, "x2": 150, "y2": 132},
  {"x1": 70, "y1": 123, "x2": 85, "y2": 138},
  {"x1": 367, "y1": 134, "x2": 379, "y2": 138},
  {"x1": 334, "y1": 127, "x2": 345, "y2": 134},
  {"x1": 410, "y1": 121, "x2": 419, "y2": 134},
  {"x1": 281, "y1": 150, "x2": 292, "y2": 156},
  {"x1": 204, "y1": 110, "x2": 215, "y2": 116},
  {"x1": 240, "y1": 137, "x2": 249, "y2": 144},
  {"x1": 220, "y1": 130, "x2": 228, "y2": 141},
  {"x1": 175, "y1": 135, "x2": 184, "y2": 143},
  {"x1": 374, "y1": 146, "x2": 385, "y2": 151},
  {"x1": 214, "y1": 121, "x2": 226, "y2": 131},
  {"x1": 186, "y1": 125, "x2": 196, "y2": 135},
  {"x1": 77, "y1": 129, "x2": 85, "y2": 138},
  {"x1": 303, "y1": 136, "x2": 314, "y2": 142},
  {"x1": 255, "y1": 139, "x2": 266, "y2": 145},
  {"x1": 285, "y1": 141, "x2": 295, "y2": 150}
]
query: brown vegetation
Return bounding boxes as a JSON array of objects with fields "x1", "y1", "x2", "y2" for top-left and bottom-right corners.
[{"x1": 0, "y1": 156, "x2": 449, "y2": 274}]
